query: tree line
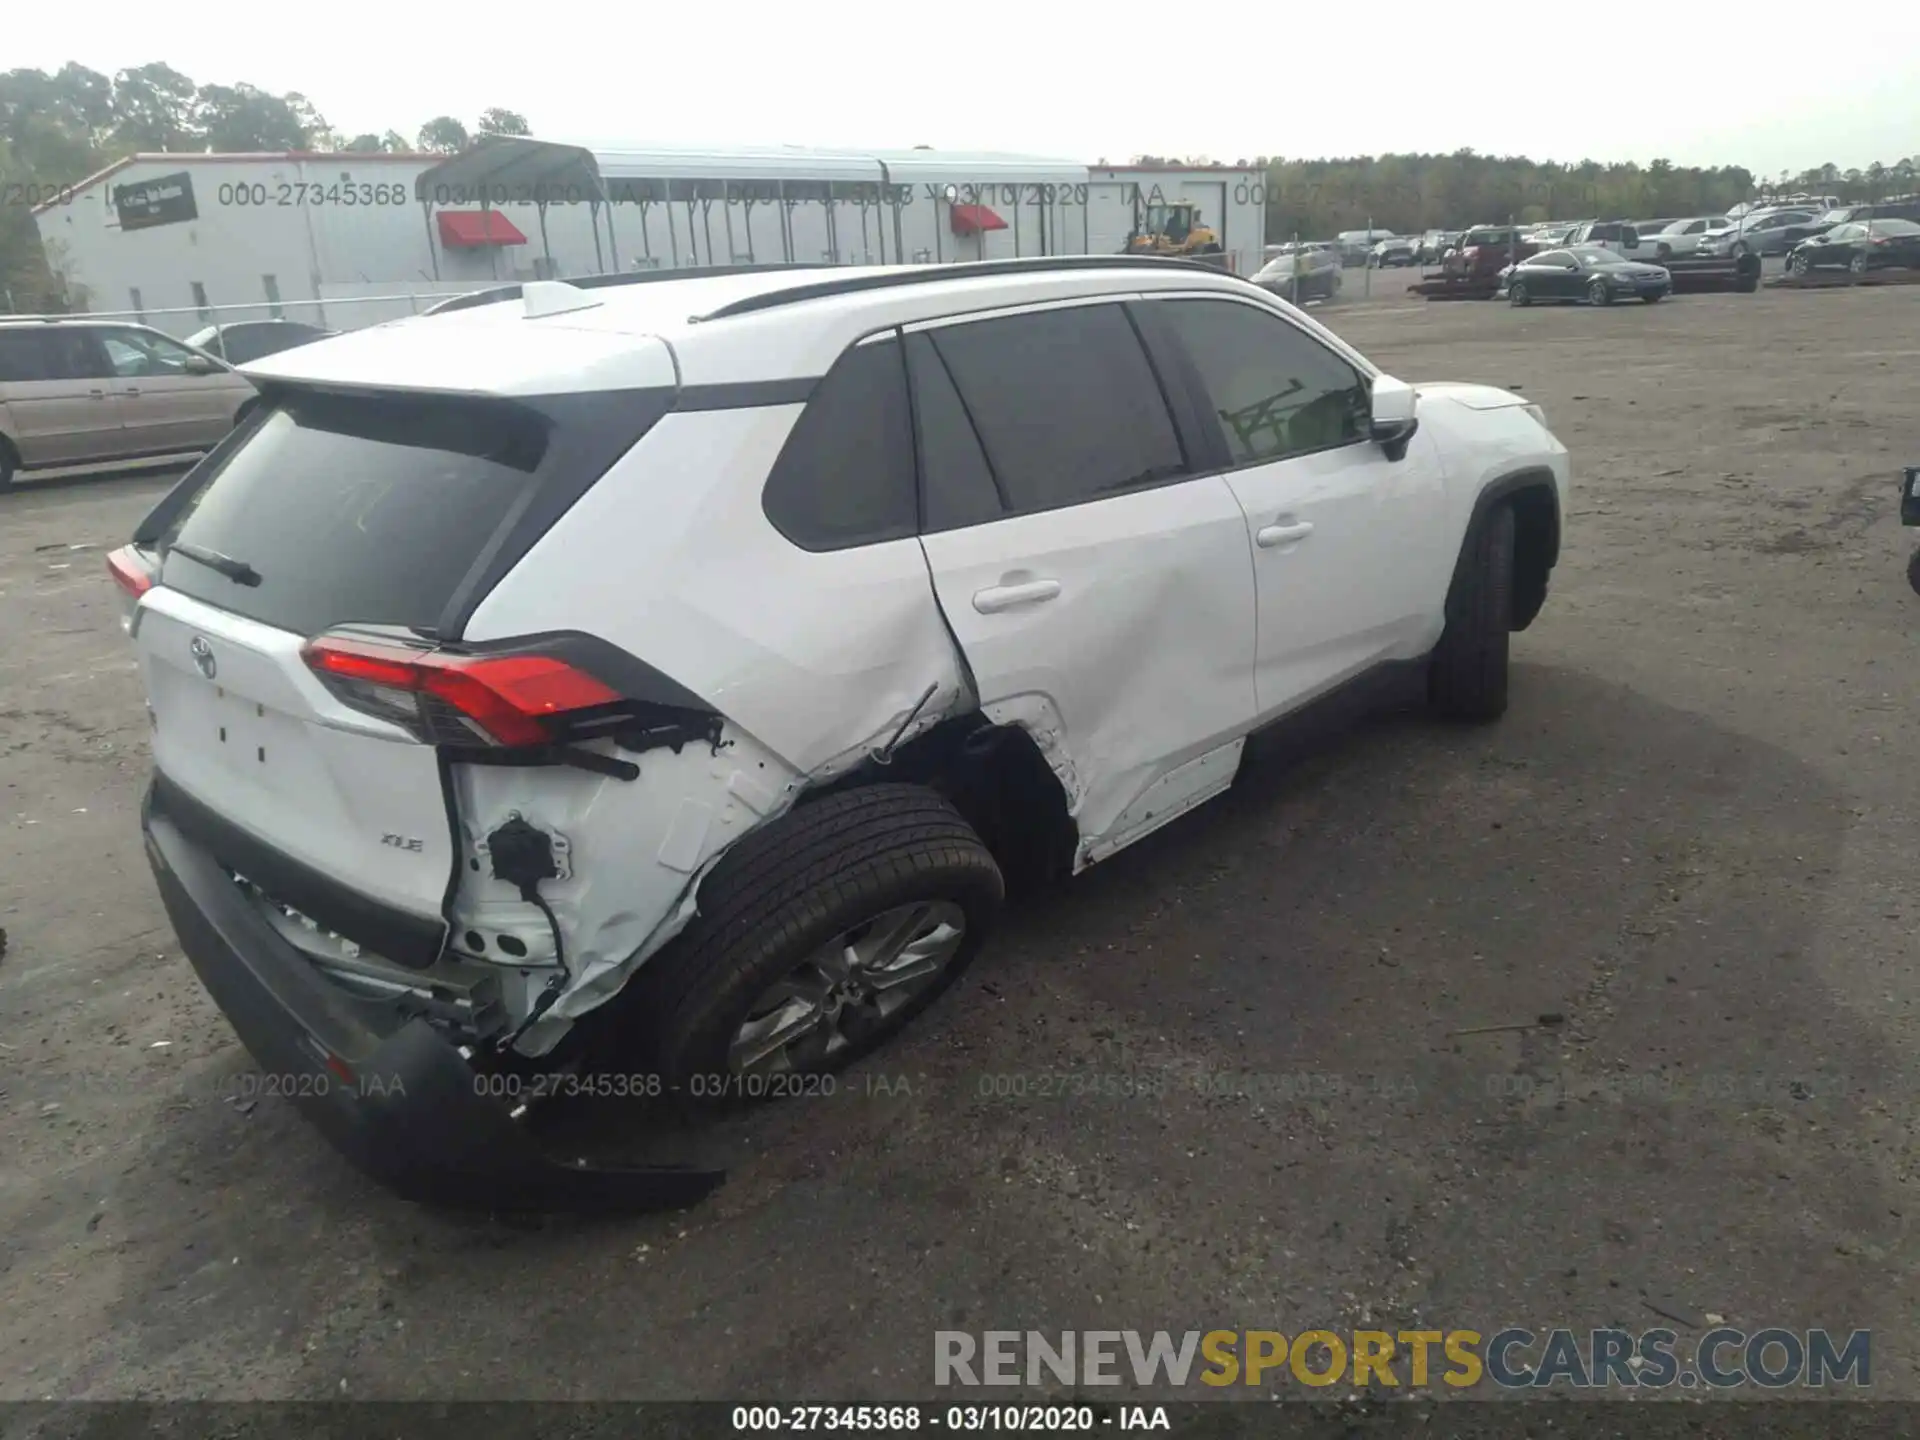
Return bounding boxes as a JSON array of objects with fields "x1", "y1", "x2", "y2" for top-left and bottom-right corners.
[{"x1": 1129, "y1": 150, "x2": 1920, "y2": 237}]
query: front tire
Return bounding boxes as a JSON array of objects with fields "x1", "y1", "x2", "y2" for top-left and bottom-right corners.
[
  {"x1": 630, "y1": 784, "x2": 1004, "y2": 1103},
  {"x1": 0, "y1": 442, "x2": 15, "y2": 493},
  {"x1": 1849, "y1": 252, "x2": 1868, "y2": 276},
  {"x1": 1588, "y1": 278, "x2": 1612, "y2": 306},
  {"x1": 1909, "y1": 548, "x2": 1920, "y2": 597},
  {"x1": 1430, "y1": 504, "x2": 1514, "y2": 721},
  {"x1": 1508, "y1": 280, "x2": 1531, "y2": 306},
  {"x1": 1789, "y1": 251, "x2": 1812, "y2": 277},
  {"x1": 1642, "y1": 289, "x2": 1665, "y2": 303}
]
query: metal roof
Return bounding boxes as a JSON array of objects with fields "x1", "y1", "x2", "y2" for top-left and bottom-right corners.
[{"x1": 414, "y1": 136, "x2": 1092, "y2": 203}]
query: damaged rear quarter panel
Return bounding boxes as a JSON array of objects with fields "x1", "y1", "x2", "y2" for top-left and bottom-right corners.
[{"x1": 453, "y1": 405, "x2": 970, "y2": 1047}]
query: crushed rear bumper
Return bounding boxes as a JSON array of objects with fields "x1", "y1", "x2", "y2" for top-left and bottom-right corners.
[{"x1": 141, "y1": 775, "x2": 725, "y2": 1212}]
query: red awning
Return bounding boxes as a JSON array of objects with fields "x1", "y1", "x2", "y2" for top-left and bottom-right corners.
[
  {"x1": 436, "y1": 210, "x2": 529, "y2": 248},
  {"x1": 949, "y1": 203, "x2": 1007, "y2": 237}
]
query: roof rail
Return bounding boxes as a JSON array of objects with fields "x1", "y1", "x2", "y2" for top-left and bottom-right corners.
[
  {"x1": 422, "y1": 263, "x2": 835, "y2": 316},
  {"x1": 692, "y1": 255, "x2": 1240, "y2": 322}
]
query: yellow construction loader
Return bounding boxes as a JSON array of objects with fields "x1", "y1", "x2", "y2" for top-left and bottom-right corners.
[{"x1": 1123, "y1": 201, "x2": 1224, "y2": 260}]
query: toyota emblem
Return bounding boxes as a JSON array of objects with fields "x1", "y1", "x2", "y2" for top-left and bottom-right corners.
[{"x1": 189, "y1": 636, "x2": 217, "y2": 680}]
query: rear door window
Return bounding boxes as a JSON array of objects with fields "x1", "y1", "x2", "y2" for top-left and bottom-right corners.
[
  {"x1": 924, "y1": 303, "x2": 1186, "y2": 517},
  {"x1": 158, "y1": 390, "x2": 553, "y2": 636},
  {"x1": 760, "y1": 335, "x2": 917, "y2": 551},
  {"x1": 904, "y1": 331, "x2": 1005, "y2": 533},
  {"x1": 0, "y1": 330, "x2": 50, "y2": 383}
]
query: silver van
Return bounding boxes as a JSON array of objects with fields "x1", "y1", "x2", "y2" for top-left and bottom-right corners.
[{"x1": 0, "y1": 319, "x2": 257, "y2": 490}]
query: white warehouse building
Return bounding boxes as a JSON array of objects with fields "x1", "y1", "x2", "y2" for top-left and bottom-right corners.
[{"x1": 29, "y1": 140, "x2": 1266, "y2": 337}]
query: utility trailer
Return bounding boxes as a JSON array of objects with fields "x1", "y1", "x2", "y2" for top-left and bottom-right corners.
[
  {"x1": 1406, "y1": 272, "x2": 1504, "y2": 301},
  {"x1": 1409, "y1": 249, "x2": 1762, "y2": 301},
  {"x1": 1767, "y1": 267, "x2": 1920, "y2": 289},
  {"x1": 1662, "y1": 252, "x2": 1763, "y2": 293}
]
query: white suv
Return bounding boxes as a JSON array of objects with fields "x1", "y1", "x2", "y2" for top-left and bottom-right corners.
[{"x1": 109, "y1": 257, "x2": 1570, "y2": 1209}]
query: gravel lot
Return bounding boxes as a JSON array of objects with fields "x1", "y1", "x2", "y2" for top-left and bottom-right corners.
[{"x1": 3, "y1": 278, "x2": 1919, "y2": 1401}]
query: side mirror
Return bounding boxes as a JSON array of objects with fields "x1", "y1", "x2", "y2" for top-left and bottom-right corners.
[
  {"x1": 182, "y1": 353, "x2": 219, "y2": 375},
  {"x1": 1370, "y1": 374, "x2": 1419, "y2": 462}
]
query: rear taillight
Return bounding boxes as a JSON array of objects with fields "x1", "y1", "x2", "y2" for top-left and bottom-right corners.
[
  {"x1": 301, "y1": 634, "x2": 621, "y2": 748},
  {"x1": 106, "y1": 545, "x2": 155, "y2": 600}
]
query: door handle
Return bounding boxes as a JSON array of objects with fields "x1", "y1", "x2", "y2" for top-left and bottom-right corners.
[
  {"x1": 88, "y1": 388, "x2": 107, "y2": 399},
  {"x1": 1256, "y1": 520, "x2": 1315, "y2": 548},
  {"x1": 972, "y1": 579, "x2": 1061, "y2": 614},
  {"x1": 122, "y1": 387, "x2": 141, "y2": 397}
]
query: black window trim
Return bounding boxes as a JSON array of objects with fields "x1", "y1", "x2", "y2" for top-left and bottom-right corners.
[
  {"x1": 902, "y1": 295, "x2": 1206, "y2": 532},
  {"x1": 757, "y1": 327, "x2": 920, "y2": 554},
  {"x1": 901, "y1": 327, "x2": 1013, "y2": 532},
  {"x1": 1128, "y1": 291, "x2": 1380, "y2": 480}
]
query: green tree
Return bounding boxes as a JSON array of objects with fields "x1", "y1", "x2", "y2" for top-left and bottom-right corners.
[
  {"x1": 416, "y1": 115, "x2": 469, "y2": 153},
  {"x1": 475, "y1": 107, "x2": 531, "y2": 138},
  {"x1": 110, "y1": 62, "x2": 196, "y2": 150},
  {"x1": 191, "y1": 83, "x2": 306, "y2": 151}
]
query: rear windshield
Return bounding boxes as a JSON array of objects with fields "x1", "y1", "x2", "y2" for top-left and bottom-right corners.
[{"x1": 160, "y1": 390, "x2": 549, "y2": 636}]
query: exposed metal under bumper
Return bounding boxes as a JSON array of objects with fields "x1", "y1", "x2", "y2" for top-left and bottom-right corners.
[{"x1": 142, "y1": 777, "x2": 725, "y2": 1213}]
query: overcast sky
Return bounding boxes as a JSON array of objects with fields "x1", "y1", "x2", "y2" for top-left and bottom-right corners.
[{"x1": 13, "y1": 5, "x2": 1920, "y2": 177}]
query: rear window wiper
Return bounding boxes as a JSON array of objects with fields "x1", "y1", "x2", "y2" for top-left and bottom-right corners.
[{"x1": 168, "y1": 541, "x2": 262, "y2": 587}]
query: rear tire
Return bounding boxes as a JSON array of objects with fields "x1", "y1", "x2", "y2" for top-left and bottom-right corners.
[
  {"x1": 0, "y1": 441, "x2": 15, "y2": 493},
  {"x1": 1909, "y1": 549, "x2": 1920, "y2": 597},
  {"x1": 1430, "y1": 505, "x2": 1514, "y2": 722},
  {"x1": 629, "y1": 784, "x2": 1004, "y2": 1105},
  {"x1": 1849, "y1": 252, "x2": 1869, "y2": 276}
]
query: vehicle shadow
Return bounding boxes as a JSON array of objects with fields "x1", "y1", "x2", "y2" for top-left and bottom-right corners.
[
  {"x1": 2, "y1": 459, "x2": 196, "y2": 499},
  {"x1": 79, "y1": 660, "x2": 1908, "y2": 1399}
]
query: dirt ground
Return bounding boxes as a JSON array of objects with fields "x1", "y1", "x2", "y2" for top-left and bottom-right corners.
[{"x1": 4, "y1": 279, "x2": 1920, "y2": 1402}]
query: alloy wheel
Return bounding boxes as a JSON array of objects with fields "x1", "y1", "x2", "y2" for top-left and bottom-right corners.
[{"x1": 728, "y1": 902, "x2": 968, "y2": 1074}]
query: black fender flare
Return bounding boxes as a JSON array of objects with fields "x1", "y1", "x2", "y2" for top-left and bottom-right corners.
[{"x1": 1443, "y1": 467, "x2": 1561, "y2": 632}]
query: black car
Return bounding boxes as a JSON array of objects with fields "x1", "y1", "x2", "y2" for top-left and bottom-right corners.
[
  {"x1": 1506, "y1": 246, "x2": 1672, "y2": 306},
  {"x1": 183, "y1": 320, "x2": 336, "y2": 365},
  {"x1": 1787, "y1": 218, "x2": 1920, "y2": 276}
]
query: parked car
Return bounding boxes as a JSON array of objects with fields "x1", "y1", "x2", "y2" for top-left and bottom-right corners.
[
  {"x1": 1807, "y1": 200, "x2": 1920, "y2": 232},
  {"x1": 1506, "y1": 246, "x2": 1672, "y2": 306},
  {"x1": 1698, "y1": 209, "x2": 1822, "y2": 258},
  {"x1": 1368, "y1": 236, "x2": 1417, "y2": 267},
  {"x1": 1335, "y1": 229, "x2": 1399, "y2": 265},
  {"x1": 1524, "y1": 223, "x2": 1580, "y2": 247},
  {"x1": 0, "y1": 319, "x2": 257, "y2": 491},
  {"x1": 1646, "y1": 216, "x2": 1732, "y2": 258},
  {"x1": 1445, "y1": 225, "x2": 1539, "y2": 279},
  {"x1": 185, "y1": 320, "x2": 337, "y2": 366},
  {"x1": 108, "y1": 257, "x2": 1570, "y2": 1207},
  {"x1": 1728, "y1": 195, "x2": 1840, "y2": 220},
  {"x1": 1786, "y1": 218, "x2": 1920, "y2": 276},
  {"x1": 1250, "y1": 244, "x2": 1343, "y2": 300},
  {"x1": 1562, "y1": 220, "x2": 1657, "y2": 260}
]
